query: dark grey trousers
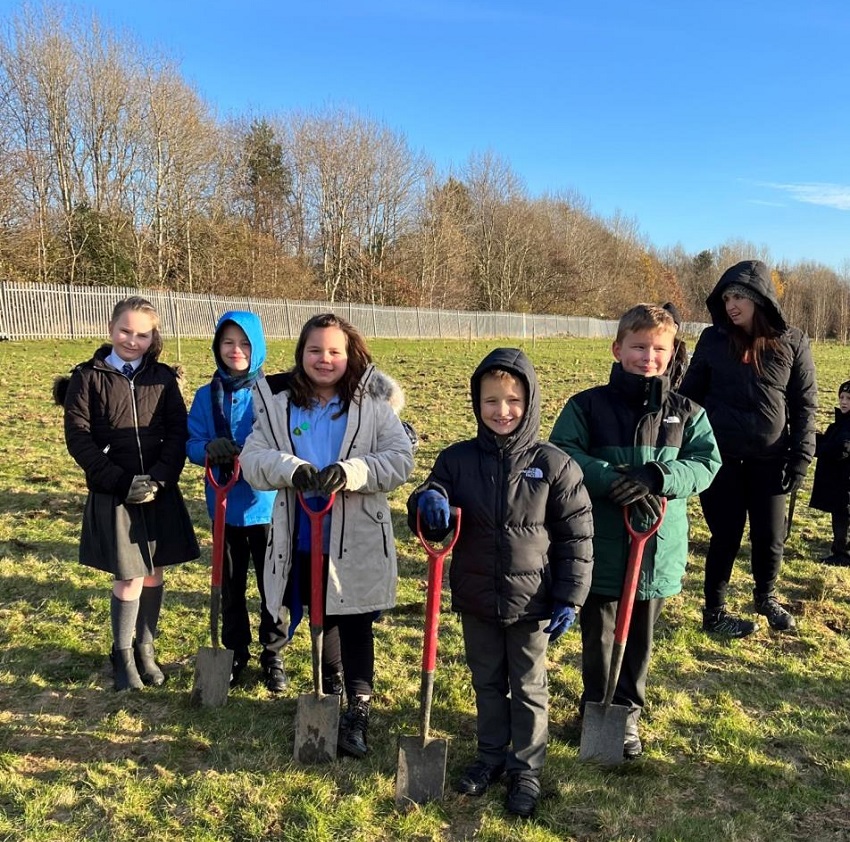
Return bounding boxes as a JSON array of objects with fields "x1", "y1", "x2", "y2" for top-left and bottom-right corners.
[{"x1": 461, "y1": 613, "x2": 549, "y2": 774}]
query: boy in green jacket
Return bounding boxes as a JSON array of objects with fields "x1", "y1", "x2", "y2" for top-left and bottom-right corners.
[{"x1": 550, "y1": 303, "x2": 721, "y2": 758}]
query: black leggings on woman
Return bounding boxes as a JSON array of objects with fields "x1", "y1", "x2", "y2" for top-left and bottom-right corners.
[{"x1": 700, "y1": 456, "x2": 787, "y2": 609}]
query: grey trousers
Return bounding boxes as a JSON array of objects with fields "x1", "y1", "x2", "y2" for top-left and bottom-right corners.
[{"x1": 461, "y1": 613, "x2": 549, "y2": 774}]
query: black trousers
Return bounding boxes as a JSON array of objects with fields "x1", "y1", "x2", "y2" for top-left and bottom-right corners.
[
  {"x1": 831, "y1": 512, "x2": 850, "y2": 558},
  {"x1": 292, "y1": 550, "x2": 376, "y2": 697},
  {"x1": 221, "y1": 523, "x2": 286, "y2": 658},
  {"x1": 699, "y1": 457, "x2": 787, "y2": 610},
  {"x1": 580, "y1": 593, "x2": 665, "y2": 722}
]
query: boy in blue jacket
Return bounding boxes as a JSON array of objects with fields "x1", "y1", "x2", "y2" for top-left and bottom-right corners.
[{"x1": 187, "y1": 311, "x2": 287, "y2": 691}]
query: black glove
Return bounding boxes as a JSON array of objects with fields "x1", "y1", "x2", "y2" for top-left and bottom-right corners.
[
  {"x1": 317, "y1": 463, "x2": 347, "y2": 495},
  {"x1": 782, "y1": 458, "x2": 808, "y2": 494},
  {"x1": 292, "y1": 463, "x2": 319, "y2": 491},
  {"x1": 206, "y1": 437, "x2": 241, "y2": 465},
  {"x1": 608, "y1": 464, "x2": 662, "y2": 507},
  {"x1": 632, "y1": 494, "x2": 664, "y2": 521}
]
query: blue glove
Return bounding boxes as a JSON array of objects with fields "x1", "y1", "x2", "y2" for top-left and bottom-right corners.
[
  {"x1": 417, "y1": 490, "x2": 450, "y2": 531},
  {"x1": 544, "y1": 604, "x2": 577, "y2": 642}
]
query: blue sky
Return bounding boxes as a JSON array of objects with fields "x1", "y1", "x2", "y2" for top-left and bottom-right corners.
[{"x1": 5, "y1": 1, "x2": 850, "y2": 270}]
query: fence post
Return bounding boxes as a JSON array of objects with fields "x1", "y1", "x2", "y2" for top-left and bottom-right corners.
[
  {"x1": 169, "y1": 291, "x2": 182, "y2": 362},
  {"x1": 372, "y1": 302, "x2": 378, "y2": 338},
  {"x1": 65, "y1": 282, "x2": 75, "y2": 340}
]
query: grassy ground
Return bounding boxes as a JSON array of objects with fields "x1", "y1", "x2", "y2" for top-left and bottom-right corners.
[{"x1": 1, "y1": 336, "x2": 850, "y2": 842}]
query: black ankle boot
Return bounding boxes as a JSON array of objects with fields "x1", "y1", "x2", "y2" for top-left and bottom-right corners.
[
  {"x1": 133, "y1": 642, "x2": 166, "y2": 686},
  {"x1": 111, "y1": 646, "x2": 144, "y2": 691},
  {"x1": 322, "y1": 669, "x2": 344, "y2": 698},
  {"x1": 338, "y1": 695, "x2": 371, "y2": 758}
]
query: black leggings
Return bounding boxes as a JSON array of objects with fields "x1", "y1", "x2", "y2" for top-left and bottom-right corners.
[
  {"x1": 700, "y1": 457, "x2": 787, "y2": 609},
  {"x1": 292, "y1": 550, "x2": 376, "y2": 697}
]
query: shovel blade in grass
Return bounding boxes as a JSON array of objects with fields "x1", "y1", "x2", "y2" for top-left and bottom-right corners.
[
  {"x1": 293, "y1": 694, "x2": 340, "y2": 764},
  {"x1": 190, "y1": 646, "x2": 234, "y2": 708},
  {"x1": 579, "y1": 700, "x2": 630, "y2": 765},
  {"x1": 395, "y1": 736, "x2": 448, "y2": 805}
]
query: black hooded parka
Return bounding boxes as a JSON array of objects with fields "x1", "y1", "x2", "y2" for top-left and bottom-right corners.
[{"x1": 407, "y1": 348, "x2": 594, "y2": 625}]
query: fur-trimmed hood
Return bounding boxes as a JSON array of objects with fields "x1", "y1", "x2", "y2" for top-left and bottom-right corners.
[{"x1": 263, "y1": 364, "x2": 405, "y2": 413}]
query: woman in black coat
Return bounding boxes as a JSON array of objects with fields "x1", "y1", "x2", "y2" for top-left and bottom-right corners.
[{"x1": 680, "y1": 260, "x2": 817, "y2": 637}]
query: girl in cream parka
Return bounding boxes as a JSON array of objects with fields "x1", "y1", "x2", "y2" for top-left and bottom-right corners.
[{"x1": 240, "y1": 313, "x2": 414, "y2": 758}]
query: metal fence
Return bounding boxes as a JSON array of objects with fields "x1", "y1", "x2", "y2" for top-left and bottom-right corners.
[{"x1": 0, "y1": 281, "x2": 706, "y2": 342}]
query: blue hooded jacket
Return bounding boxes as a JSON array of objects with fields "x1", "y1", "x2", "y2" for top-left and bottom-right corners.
[{"x1": 187, "y1": 311, "x2": 275, "y2": 525}]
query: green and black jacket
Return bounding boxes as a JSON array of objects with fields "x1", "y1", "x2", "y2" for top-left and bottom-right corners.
[{"x1": 550, "y1": 364, "x2": 721, "y2": 599}]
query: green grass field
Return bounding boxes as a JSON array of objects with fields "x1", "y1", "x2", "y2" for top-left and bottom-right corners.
[{"x1": 1, "y1": 336, "x2": 849, "y2": 842}]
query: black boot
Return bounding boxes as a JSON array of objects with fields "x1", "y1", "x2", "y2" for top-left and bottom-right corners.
[
  {"x1": 111, "y1": 646, "x2": 144, "y2": 691},
  {"x1": 133, "y1": 642, "x2": 166, "y2": 686},
  {"x1": 322, "y1": 669, "x2": 344, "y2": 698},
  {"x1": 338, "y1": 694, "x2": 371, "y2": 758}
]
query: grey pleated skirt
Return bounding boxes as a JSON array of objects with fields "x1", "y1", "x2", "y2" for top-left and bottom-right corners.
[{"x1": 79, "y1": 486, "x2": 200, "y2": 580}]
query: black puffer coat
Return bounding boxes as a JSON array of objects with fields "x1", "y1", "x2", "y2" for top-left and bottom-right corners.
[
  {"x1": 679, "y1": 260, "x2": 817, "y2": 464},
  {"x1": 809, "y1": 408, "x2": 850, "y2": 515},
  {"x1": 407, "y1": 348, "x2": 594, "y2": 625},
  {"x1": 61, "y1": 345, "x2": 190, "y2": 500}
]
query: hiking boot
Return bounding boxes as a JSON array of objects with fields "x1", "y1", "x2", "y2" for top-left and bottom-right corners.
[
  {"x1": 821, "y1": 553, "x2": 850, "y2": 567},
  {"x1": 338, "y1": 695, "x2": 371, "y2": 758},
  {"x1": 111, "y1": 646, "x2": 144, "y2": 691},
  {"x1": 133, "y1": 641, "x2": 166, "y2": 686},
  {"x1": 454, "y1": 759, "x2": 505, "y2": 796},
  {"x1": 229, "y1": 649, "x2": 251, "y2": 688},
  {"x1": 505, "y1": 771, "x2": 541, "y2": 818},
  {"x1": 754, "y1": 593, "x2": 796, "y2": 632},
  {"x1": 702, "y1": 606, "x2": 758, "y2": 638},
  {"x1": 260, "y1": 653, "x2": 288, "y2": 693}
]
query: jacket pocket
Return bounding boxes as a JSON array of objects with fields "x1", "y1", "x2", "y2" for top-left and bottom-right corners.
[{"x1": 360, "y1": 494, "x2": 391, "y2": 557}]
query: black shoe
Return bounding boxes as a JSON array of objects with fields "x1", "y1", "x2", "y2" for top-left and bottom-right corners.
[
  {"x1": 702, "y1": 607, "x2": 758, "y2": 638},
  {"x1": 454, "y1": 759, "x2": 505, "y2": 796},
  {"x1": 338, "y1": 695, "x2": 371, "y2": 758},
  {"x1": 624, "y1": 736, "x2": 643, "y2": 759},
  {"x1": 133, "y1": 642, "x2": 166, "y2": 686},
  {"x1": 110, "y1": 646, "x2": 144, "y2": 691},
  {"x1": 754, "y1": 593, "x2": 796, "y2": 632},
  {"x1": 821, "y1": 553, "x2": 850, "y2": 567},
  {"x1": 505, "y1": 771, "x2": 541, "y2": 818},
  {"x1": 229, "y1": 650, "x2": 251, "y2": 688},
  {"x1": 261, "y1": 654, "x2": 288, "y2": 693}
]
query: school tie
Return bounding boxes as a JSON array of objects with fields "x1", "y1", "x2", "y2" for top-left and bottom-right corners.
[{"x1": 122, "y1": 363, "x2": 134, "y2": 379}]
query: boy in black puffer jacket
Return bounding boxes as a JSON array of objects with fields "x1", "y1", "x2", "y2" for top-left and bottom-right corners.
[
  {"x1": 407, "y1": 348, "x2": 593, "y2": 818},
  {"x1": 809, "y1": 380, "x2": 850, "y2": 566}
]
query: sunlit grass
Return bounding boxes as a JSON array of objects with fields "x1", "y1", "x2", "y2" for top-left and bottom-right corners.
[{"x1": 1, "y1": 337, "x2": 850, "y2": 840}]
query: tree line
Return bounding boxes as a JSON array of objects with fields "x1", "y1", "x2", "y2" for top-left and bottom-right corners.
[{"x1": 1, "y1": 3, "x2": 849, "y2": 337}]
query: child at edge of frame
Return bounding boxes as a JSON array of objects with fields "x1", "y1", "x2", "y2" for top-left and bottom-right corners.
[
  {"x1": 549, "y1": 303, "x2": 721, "y2": 759},
  {"x1": 186, "y1": 310, "x2": 288, "y2": 692},
  {"x1": 808, "y1": 379, "x2": 850, "y2": 566},
  {"x1": 54, "y1": 295, "x2": 200, "y2": 691},
  {"x1": 238, "y1": 312, "x2": 414, "y2": 759},
  {"x1": 407, "y1": 347, "x2": 594, "y2": 818}
]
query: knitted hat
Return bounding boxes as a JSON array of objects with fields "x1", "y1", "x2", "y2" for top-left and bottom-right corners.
[
  {"x1": 839, "y1": 380, "x2": 850, "y2": 397},
  {"x1": 721, "y1": 283, "x2": 764, "y2": 305}
]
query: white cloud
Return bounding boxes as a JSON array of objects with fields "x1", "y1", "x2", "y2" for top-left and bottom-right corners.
[{"x1": 762, "y1": 181, "x2": 850, "y2": 211}]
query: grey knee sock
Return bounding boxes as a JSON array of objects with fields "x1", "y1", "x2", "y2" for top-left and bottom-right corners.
[
  {"x1": 111, "y1": 594, "x2": 140, "y2": 650},
  {"x1": 136, "y1": 585, "x2": 163, "y2": 646}
]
